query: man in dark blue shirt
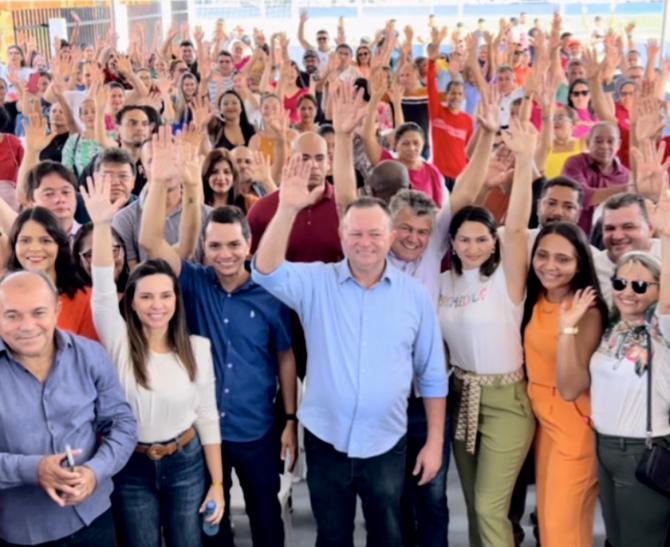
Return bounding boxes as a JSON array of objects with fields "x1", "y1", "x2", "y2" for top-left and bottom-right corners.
[
  {"x1": 0, "y1": 270, "x2": 137, "y2": 546},
  {"x1": 139, "y1": 140, "x2": 296, "y2": 547}
]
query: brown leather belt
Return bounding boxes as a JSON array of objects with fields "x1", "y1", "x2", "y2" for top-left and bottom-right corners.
[{"x1": 135, "y1": 427, "x2": 196, "y2": 461}]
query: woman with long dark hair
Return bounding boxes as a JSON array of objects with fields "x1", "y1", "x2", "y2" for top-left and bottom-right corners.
[
  {"x1": 84, "y1": 176, "x2": 224, "y2": 547},
  {"x1": 523, "y1": 221, "x2": 608, "y2": 547},
  {"x1": 200, "y1": 148, "x2": 261, "y2": 214},
  {"x1": 567, "y1": 78, "x2": 598, "y2": 140},
  {"x1": 438, "y1": 121, "x2": 537, "y2": 547},
  {"x1": 207, "y1": 90, "x2": 255, "y2": 150},
  {"x1": 6, "y1": 206, "x2": 98, "y2": 340}
]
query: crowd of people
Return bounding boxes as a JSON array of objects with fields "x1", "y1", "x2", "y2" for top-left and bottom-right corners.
[{"x1": 0, "y1": 8, "x2": 669, "y2": 547}]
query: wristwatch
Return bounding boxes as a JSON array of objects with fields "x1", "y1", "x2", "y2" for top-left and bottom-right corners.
[
  {"x1": 285, "y1": 414, "x2": 299, "y2": 422},
  {"x1": 560, "y1": 327, "x2": 579, "y2": 335}
]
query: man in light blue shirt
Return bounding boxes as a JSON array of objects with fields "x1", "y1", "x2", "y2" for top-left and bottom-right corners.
[{"x1": 252, "y1": 156, "x2": 448, "y2": 546}]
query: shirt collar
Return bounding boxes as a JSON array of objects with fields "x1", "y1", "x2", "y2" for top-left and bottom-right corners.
[
  {"x1": 587, "y1": 153, "x2": 623, "y2": 174},
  {"x1": 335, "y1": 258, "x2": 396, "y2": 286}
]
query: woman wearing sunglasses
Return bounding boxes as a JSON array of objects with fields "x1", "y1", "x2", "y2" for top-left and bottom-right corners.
[
  {"x1": 523, "y1": 221, "x2": 609, "y2": 547},
  {"x1": 567, "y1": 79, "x2": 598, "y2": 140},
  {"x1": 555, "y1": 192, "x2": 670, "y2": 546}
]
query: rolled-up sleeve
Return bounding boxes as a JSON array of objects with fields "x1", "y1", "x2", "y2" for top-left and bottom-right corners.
[
  {"x1": 85, "y1": 346, "x2": 137, "y2": 483},
  {"x1": 413, "y1": 289, "x2": 449, "y2": 398}
]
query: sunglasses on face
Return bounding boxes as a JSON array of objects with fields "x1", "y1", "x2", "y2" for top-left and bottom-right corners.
[
  {"x1": 571, "y1": 90, "x2": 589, "y2": 97},
  {"x1": 611, "y1": 277, "x2": 659, "y2": 294},
  {"x1": 317, "y1": 36, "x2": 328, "y2": 41}
]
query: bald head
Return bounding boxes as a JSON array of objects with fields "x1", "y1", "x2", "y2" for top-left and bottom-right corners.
[
  {"x1": 0, "y1": 271, "x2": 60, "y2": 360},
  {"x1": 292, "y1": 132, "x2": 329, "y2": 190},
  {"x1": 0, "y1": 270, "x2": 58, "y2": 303},
  {"x1": 231, "y1": 146, "x2": 254, "y2": 182},
  {"x1": 367, "y1": 160, "x2": 411, "y2": 204}
]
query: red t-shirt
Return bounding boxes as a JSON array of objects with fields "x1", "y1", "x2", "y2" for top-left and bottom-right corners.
[
  {"x1": 58, "y1": 288, "x2": 99, "y2": 342},
  {"x1": 426, "y1": 60, "x2": 474, "y2": 180},
  {"x1": 248, "y1": 183, "x2": 343, "y2": 263},
  {"x1": 615, "y1": 102, "x2": 631, "y2": 169},
  {"x1": 0, "y1": 134, "x2": 23, "y2": 183},
  {"x1": 284, "y1": 88, "x2": 310, "y2": 125}
]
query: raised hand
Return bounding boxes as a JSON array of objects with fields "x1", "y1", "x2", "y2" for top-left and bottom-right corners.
[
  {"x1": 476, "y1": 86, "x2": 501, "y2": 133},
  {"x1": 559, "y1": 287, "x2": 598, "y2": 330},
  {"x1": 368, "y1": 66, "x2": 389, "y2": 101},
  {"x1": 278, "y1": 154, "x2": 320, "y2": 213},
  {"x1": 581, "y1": 47, "x2": 600, "y2": 81},
  {"x1": 634, "y1": 96, "x2": 665, "y2": 143},
  {"x1": 299, "y1": 9, "x2": 309, "y2": 23},
  {"x1": 388, "y1": 82, "x2": 404, "y2": 105},
  {"x1": 193, "y1": 25, "x2": 205, "y2": 43},
  {"x1": 81, "y1": 175, "x2": 125, "y2": 225},
  {"x1": 501, "y1": 117, "x2": 538, "y2": 156},
  {"x1": 191, "y1": 95, "x2": 213, "y2": 130},
  {"x1": 331, "y1": 80, "x2": 367, "y2": 135},
  {"x1": 23, "y1": 108, "x2": 51, "y2": 153},
  {"x1": 631, "y1": 139, "x2": 670, "y2": 200},
  {"x1": 649, "y1": 176, "x2": 670, "y2": 239},
  {"x1": 175, "y1": 136, "x2": 202, "y2": 189},
  {"x1": 150, "y1": 125, "x2": 179, "y2": 184},
  {"x1": 115, "y1": 55, "x2": 133, "y2": 76},
  {"x1": 249, "y1": 150, "x2": 273, "y2": 184}
]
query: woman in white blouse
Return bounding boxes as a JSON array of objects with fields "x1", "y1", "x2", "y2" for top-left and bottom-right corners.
[
  {"x1": 83, "y1": 176, "x2": 224, "y2": 547},
  {"x1": 438, "y1": 120, "x2": 537, "y2": 547},
  {"x1": 557, "y1": 191, "x2": 670, "y2": 546}
]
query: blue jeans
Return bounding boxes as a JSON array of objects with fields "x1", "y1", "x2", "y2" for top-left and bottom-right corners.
[
  {"x1": 112, "y1": 435, "x2": 206, "y2": 547},
  {"x1": 305, "y1": 429, "x2": 406, "y2": 547},
  {"x1": 0, "y1": 509, "x2": 115, "y2": 547},
  {"x1": 401, "y1": 394, "x2": 450, "y2": 547},
  {"x1": 202, "y1": 428, "x2": 283, "y2": 547}
]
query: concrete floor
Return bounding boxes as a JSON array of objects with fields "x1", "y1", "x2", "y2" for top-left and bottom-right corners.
[{"x1": 228, "y1": 464, "x2": 606, "y2": 546}]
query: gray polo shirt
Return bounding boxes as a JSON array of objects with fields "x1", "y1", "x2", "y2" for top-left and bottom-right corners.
[{"x1": 112, "y1": 190, "x2": 211, "y2": 264}]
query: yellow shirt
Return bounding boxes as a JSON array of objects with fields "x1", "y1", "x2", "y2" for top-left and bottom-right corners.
[{"x1": 545, "y1": 140, "x2": 584, "y2": 179}]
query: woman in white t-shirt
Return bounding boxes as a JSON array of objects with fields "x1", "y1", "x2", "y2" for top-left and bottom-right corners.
[
  {"x1": 83, "y1": 177, "x2": 224, "y2": 547},
  {"x1": 557, "y1": 203, "x2": 670, "y2": 547},
  {"x1": 438, "y1": 121, "x2": 537, "y2": 547}
]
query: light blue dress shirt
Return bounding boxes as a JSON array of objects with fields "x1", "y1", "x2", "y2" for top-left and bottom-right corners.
[{"x1": 252, "y1": 259, "x2": 448, "y2": 458}]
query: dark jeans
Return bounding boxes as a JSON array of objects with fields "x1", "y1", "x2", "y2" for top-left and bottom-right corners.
[
  {"x1": 401, "y1": 394, "x2": 450, "y2": 547},
  {"x1": 596, "y1": 433, "x2": 670, "y2": 547},
  {"x1": 203, "y1": 428, "x2": 284, "y2": 547},
  {"x1": 112, "y1": 435, "x2": 206, "y2": 547},
  {"x1": 0, "y1": 509, "x2": 115, "y2": 547},
  {"x1": 305, "y1": 429, "x2": 406, "y2": 547}
]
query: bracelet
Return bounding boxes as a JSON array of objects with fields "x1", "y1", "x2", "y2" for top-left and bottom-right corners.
[
  {"x1": 285, "y1": 414, "x2": 299, "y2": 422},
  {"x1": 211, "y1": 481, "x2": 223, "y2": 489},
  {"x1": 560, "y1": 326, "x2": 579, "y2": 336}
]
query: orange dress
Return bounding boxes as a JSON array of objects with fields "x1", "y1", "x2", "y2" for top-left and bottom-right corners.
[
  {"x1": 58, "y1": 287, "x2": 99, "y2": 342},
  {"x1": 524, "y1": 297, "x2": 597, "y2": 547}
]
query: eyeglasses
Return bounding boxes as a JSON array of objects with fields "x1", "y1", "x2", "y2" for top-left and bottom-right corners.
[
  {"x1": 611, "y1": 277, "x2": 659, "y2": 294},
  {"x1": 358, "y1": 52, "x2": 370, "y2": 57},
  {"x1": 571, "y1": 90, "x2": 589, "y2": 97},
  {"x1": 80, "y1": 244, "x2": 123, "y2": 262},
  {"x1": 317, "y1": 36, "x2": 328, "y2": 41}
]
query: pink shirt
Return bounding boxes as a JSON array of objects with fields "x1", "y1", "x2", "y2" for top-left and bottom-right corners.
[{"x1": 380, "y1": 149, "x2": 444, "y2": 206}]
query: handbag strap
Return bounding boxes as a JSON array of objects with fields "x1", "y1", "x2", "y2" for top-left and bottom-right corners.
[{"x1": 644, "y1": 324, "x2": 653, "y2": 449}]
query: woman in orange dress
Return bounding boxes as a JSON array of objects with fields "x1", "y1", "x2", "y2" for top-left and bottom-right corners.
[{"x1": 522, "y1": 221, "x2": 608, "y2": 547}]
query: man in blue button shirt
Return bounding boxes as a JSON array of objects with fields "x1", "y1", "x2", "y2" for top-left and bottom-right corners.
[
  {"x1": 139, "y1": 135, "x2": 296, "y2": 547},
  {"x1": 252, "y1": 155, "x2": 448, "y2": 547},
  {"x1": 0, "y1": 270, "x2": 137, "y2": 546}
]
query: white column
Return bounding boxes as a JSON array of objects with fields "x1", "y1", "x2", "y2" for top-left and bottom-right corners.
[
  {"x1": 111, "y1": 0, "x2": 129, "y2": 52},
  {"x1": 661, "y1": 0, "x2": 670, "y2": 64},
  {"x1": 160, "y1": 0, "x2": 172, "y2": 40},
  {"x1": 187, "y1": 0, "x2": 197, "y2": 27}
]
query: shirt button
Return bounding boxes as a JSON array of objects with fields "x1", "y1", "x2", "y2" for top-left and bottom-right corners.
[
  {"x1": 227, "y1": 363, "x2": 232, "y2": 368},
  {"x1": 227, "y1": 294, "x2": 231, "y2": 298},
  {"x1": 223, "y1": 318, "x2": 229, "y2": 324},
  {"x1": 224, "y1": 388, "x2": 229, "y2": 394},
  {"x1": 220, "y1": 412, "x2": 226, "y2": 417}
]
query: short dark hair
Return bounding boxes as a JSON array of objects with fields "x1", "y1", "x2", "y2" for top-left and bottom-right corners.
[
  {"x1": 449, "y1": 206, "x2": 501, "y2": 277},
  {"x1": 115, "y1": 104, "x2": 150, "y2": 126},
  {"x1": 343, "y1": 196, "x2": 391, "y2": 219},
  {"x1": 318, "y1": 123, "x2": 335, "y2": 137},
  {"x1": 179, "y1": 40, "x2": 194, "y2": 48},
  {"x1": 94, "y1": 147, "x2": 136, "y2": 176},
  {"x1": 26, "y1": 161, "x2": 77, "y2": 202},
  {"x1": 540, "y1": 176, "x2": 585, "y2": 207},
  {"x1": 446, "y1": 80, "x2": 464, "y2": 93},
  {"x1": 218, "y1": 50, "x2": 233, "y2": 59},
  {"x1": 602, "y1": 192, "x2": 651, "y2": 225},
  {"x1": 335, "y1": 44, "x2": 353, "y2": 54},
  {"x1": 395, "y1": 122, "x2": 425, "y2": 143},
  {"x1": 204, "y1": 206, "x2": 251, "y2": 242}
]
